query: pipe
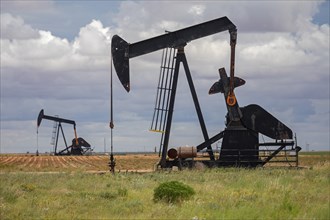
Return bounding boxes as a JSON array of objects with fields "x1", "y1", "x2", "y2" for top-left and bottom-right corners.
[{"x1": 168, "y1": 146, "x2": 197, "y2": 159}]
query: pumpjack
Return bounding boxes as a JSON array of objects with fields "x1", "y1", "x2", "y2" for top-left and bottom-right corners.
[
  {"x1": 37, "y1": 109, "x2": 92, "y2": 155},
  {"x1": 111, "y1": 16, "x2": 301, "y2": 168}
]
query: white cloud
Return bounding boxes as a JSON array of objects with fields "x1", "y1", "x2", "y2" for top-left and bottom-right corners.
[
  {"x1": 0, "y1": 13, "x2": 39, "y2": 39},
  {"x1": 73, "y1": 20, "x2": 111, "y2": 56},
  {"x1": 0, "y1": 15, "x2": 113, "y2": 83},
  {"x1": 112, "y1": 1, "x2": 322, "y2": 35},
  {"x1": 188, "y1": 5, "x2": 205, "y2": 16}
]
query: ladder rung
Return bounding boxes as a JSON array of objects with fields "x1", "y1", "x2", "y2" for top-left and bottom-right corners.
[
  {"x1": 157, "y1": 86, "x2": 172, "y2": 91},
  {"x1": 149, "y1": 129, "x2": 165, "y2": 133},
  {"x1": 160, "y1": 66, "x2": 174, "y2": 70}
]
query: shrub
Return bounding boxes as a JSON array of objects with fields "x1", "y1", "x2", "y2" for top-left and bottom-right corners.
[{"x1": 153, "y1": 181, "x2": 195, "y2": 203}]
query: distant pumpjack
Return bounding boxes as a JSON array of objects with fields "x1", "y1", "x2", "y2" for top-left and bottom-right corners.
[{"x1": 37, "y1": 109, "x2": 92, "y2": 155}]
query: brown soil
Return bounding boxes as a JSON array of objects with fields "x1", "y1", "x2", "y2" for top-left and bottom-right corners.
[{"x1": 0, "y1": 154, "x2": 160, "y2": 172}]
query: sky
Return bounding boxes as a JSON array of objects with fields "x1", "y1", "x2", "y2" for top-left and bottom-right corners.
[{"x1": 1, "y1": 0, "x2": 329, "y2": 154}]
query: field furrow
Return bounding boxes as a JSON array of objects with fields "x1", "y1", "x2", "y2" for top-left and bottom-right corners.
[
  {"x1": 0, "y1": 154, "x2": 160, "y2": 172},
  {"x1": 0, "y1": 153, "x2": 329, "y2": 174},
  {"x1": 75, "y1": 156, "x2": 96, "y2": 168},
  {"x1": 66, "y1": 157, "x2": 78, "y2": 168},
  {"x1": 55, "y1": 156, "x2": 66, "y2": 168},
  {"x1": 50, "y1": 156, "x2": 56, "y2": 167},
  {"x1": 70, "y1": 156, "x2": 89, "y2": 168},
  {"x1": 15, "y1": 156, "x2": 24, "y2": 163},
  {"x1": 0, "y1": 156, "x2": 16, "y2": 165},
  {"x1": 36, "y1": 156, "x2": 42, "y2": 168},
  {"x1": 27, "y1": 157, "x2": 35, "y2": 167},
  {"x1": 61, "y1": 156, "x2": 73, "y2": 168}
]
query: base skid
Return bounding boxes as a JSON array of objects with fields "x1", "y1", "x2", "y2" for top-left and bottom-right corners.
[
  {"x1": 160, "y1": 144, "x2": 300, "y2": 170},
  {"x1": 160, "y1": 159, "x2": 263, "y2": 170}
]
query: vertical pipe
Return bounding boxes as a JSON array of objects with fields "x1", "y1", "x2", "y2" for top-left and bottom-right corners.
[
  {"x1": 109, "y1": 49, "x2": 116, "y2": 174},
  {"x1": 73, "y1": 125, "x2": 78, "y2": 145}
]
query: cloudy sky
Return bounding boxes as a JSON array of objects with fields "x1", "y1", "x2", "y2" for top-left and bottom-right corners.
[{"x1": 1, "y1": 1, "x2": 329, "y2": 154}]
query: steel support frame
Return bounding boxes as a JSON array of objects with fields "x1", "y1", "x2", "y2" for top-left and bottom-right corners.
[
  {"x1": 54, "y1": 123, "x2": 69, "y2": 155},
  {"x1": 160, "y1": 47, "x2": 213, "y2": 167}
]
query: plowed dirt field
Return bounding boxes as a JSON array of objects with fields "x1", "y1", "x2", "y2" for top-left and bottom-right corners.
[{"x1": 0, "y1": 154, "x2": 159, "y2": 172}]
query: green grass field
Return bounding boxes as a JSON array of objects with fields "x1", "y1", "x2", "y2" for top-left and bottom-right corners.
[{"x1": 0, "y1": 153, "x2": 329, "y2": 219}]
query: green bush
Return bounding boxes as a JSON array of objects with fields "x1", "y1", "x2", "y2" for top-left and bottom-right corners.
[{"x1": 153, "y1": 181, "x2": 195, "y2": 203}]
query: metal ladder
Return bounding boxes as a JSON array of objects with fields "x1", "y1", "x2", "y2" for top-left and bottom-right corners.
[
  {"x1": 50, "y1": 115, "x2": 59, "y2": 153},
  {"x1": 150, "y1": 47, "x2": 176, "y2": 155}
]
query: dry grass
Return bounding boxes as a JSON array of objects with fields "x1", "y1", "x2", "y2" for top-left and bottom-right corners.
[{"x1": 0, "y1": 152, "x2": 329, "y2": 219}]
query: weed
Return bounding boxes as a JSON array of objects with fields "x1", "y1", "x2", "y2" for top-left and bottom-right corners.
[
  {"x1": 98, "y1": 187, "x2": 128, "y2": 200},
  {"x1": 99, "y1": 191, "x2": 117, "y2": 200},
  {"x1": 0, "y1": 190, "x2": 18, "y2": 203},
  {"x1": 20, "y1": 183, "x2": 37, "y2": 192},
  {"x1": 117, "y1": 187, "x2": 128, "y2": 197}
]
